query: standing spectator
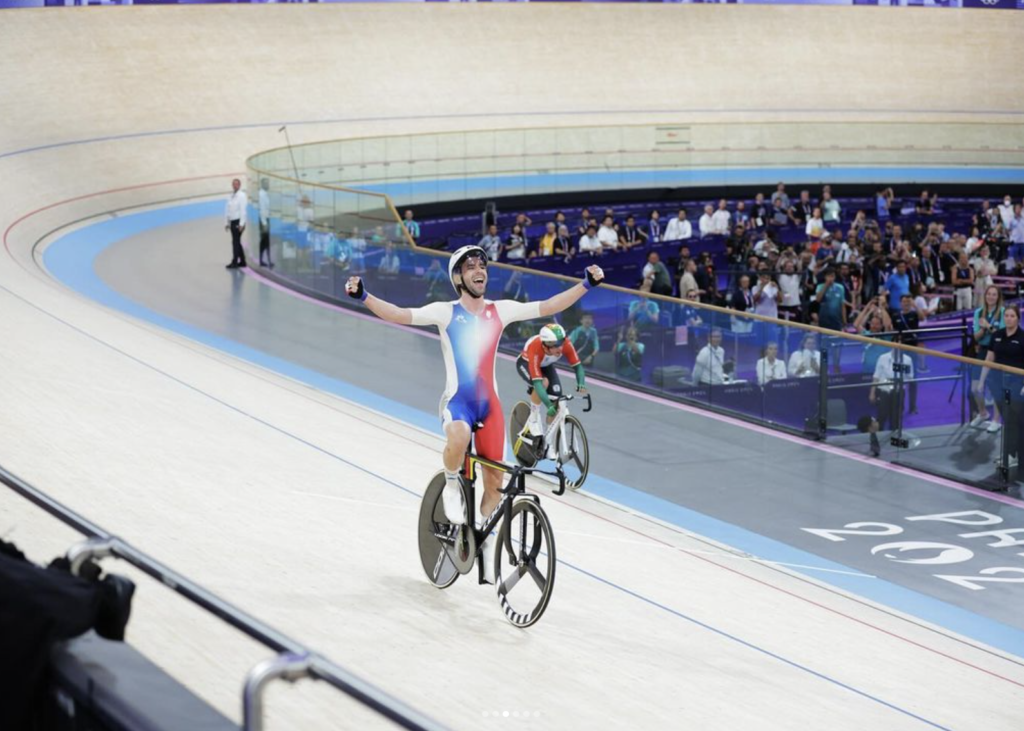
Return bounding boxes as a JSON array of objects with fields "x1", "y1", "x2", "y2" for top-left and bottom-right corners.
[
  {"x1": 536, "y1": 222, "x2": 557, "y2": 257},
  {"x1": 664, "y1": 209, "x2": 692, "y2": 241},
  {"x1": 578, "y1": 224, "x2": 603, "y2": 256},
  {"x1": 756, "y1": 342, "x2": 787, "y2": 386},
  {"x1": 815, "y1": 268, "x2": 847, "y2": 335},
  {"x1": 980, "y1": 304, "x2": 1024, "y2": 459},
  {"x1": 423, "y1": 259, "x2": 448, "y2": 302},
  {"x1": 752, "y1": 268, "x2": 781, "y2": 320},
  {"x1": 875, "y1": 187, "x2": 894, "y2": 222},
  {"x1": 597, "y1": 215, "x2": 620, "y2": 252},
  {"x1": 224, "y1": 178, "x2": 247, "y2": 269},
  {"x1": 751, "y1": 193, "x2": 770, "y2": 230},
  {"x1": 971, "y1": 245, "x2": 998, "y2": 306},
  {"x1": 347, "y1": 226, "x2": 367, "y2": 274},
  {"x1": 569, "y1": 312, "x2": 599, "y2": 367},
  {"x1": 479, "y1": 224, "x2": 502, "y2": 262},
  {"x1": 628, "y1": 287, "x2": 661, "y2": 328},
  {"x1": 791, "y1": 190, "x2": 814, "y2": 226},
  {"x1": 711, "y1": 199, "x2": 731, "y2": 235},
  {"x1": 693, "y1": 329, "x2": 727, "y2": 386},
  {"x1": 614, "y1": 326, "x2": 645, "y2": 382},
  {"x1": 970, "y1": 285, "x2": 1006, "y2": 431},
  {"x1": 854, "y1": 296, "x2": 895, "y2": 375},
  {"x1": 777, "y1": 259, "x2": 802, "y2": 321},
  {"x1": 698, "y1": 204, "x2": 716, "y2": 238},
  {"x1": 821, "y1": 190, "x2": 842, "y2": 224},
  {"x1": 998, "y1": 195, "x2": 1016, "y2": 233},
  {"x1": 619, "y1": 215, "x2": 647, "y2": 249},
  {"x1": 505, "y1": 223, "x2": 528, "y2": 261},
  {"x1": 695, "y1": 252, "x2": 718, "y2": 304},
  {"x1": 771, "y1": 182, "x2": 790, "y2": 211},
  {"x1": 952, "y1": 252, "x2": 975, "y2": 311},
  {"x1": 870, "y1": 345, "x2": 915, "y2": 432},
  {"x1": 1008, "y1": 204, "x2": 1024, "y2": 265},
  {"x1": 555, "y1": 225, "x2": 575, "y2": 260},
  {"x1": 891, "y1": 294, "x2": 922, "y2": 412},
  {"x1": 642, "y1": 251, "x2": 673, "y2": 297},
  {"x1": 788, "y1": 333, "x2": 821, "y2": 379},
  {"x1": 730, "y1": 274, "x2": 755, "y2": 334},
  {"x1": 733, "y1": 201, "x2": 750, "y2": 229},
  {"x1": 886, "y1": 259, "x2": 911, "y2": 310},
  {"x1": 916, "y1": 190, "x2": 935, "y2": 216},
  {"x1": 378, "y1": 242, "x2": 400, "y2": 274},
  {"x1": 919, "y1": 245, "x2": 938, "y2": 291},
  {"x1": 257, "y1": 178, "x2": 272, "y2": 268},
  {"x1": 397, "y1": 209, "x2": 420, "y2": 242},
  {"x1": 805, "y1": 207, "x2": 826, "y2": 242},
  {"x1": 647, "y1": 210, "x2": 663, "y2": 243},
  {"x1": 576, "y1": 208, "x2": 592, "y2": 238},
  {"x1": 514, "y1": 212, "x2": 533, "y2": 230},
  {"x1": 678, "y1": 258, "x2": 700, "y2": 301}
]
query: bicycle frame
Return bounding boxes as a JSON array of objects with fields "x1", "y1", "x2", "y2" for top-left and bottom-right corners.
[{"x1": 538, "y1": 393, "x2": 591, "y2": 465}]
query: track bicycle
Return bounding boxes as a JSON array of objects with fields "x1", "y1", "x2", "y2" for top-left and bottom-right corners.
[
  {"x1": 416, "y1": 423, "x2": 566, "y2": 628},
  {"x1": 508, "y1": 393, "x2": 591, "y2": 490}
]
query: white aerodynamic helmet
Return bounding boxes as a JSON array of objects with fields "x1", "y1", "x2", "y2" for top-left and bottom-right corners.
[{"x1": 448, "y1": 245, "x2": 488, "y2": 295}]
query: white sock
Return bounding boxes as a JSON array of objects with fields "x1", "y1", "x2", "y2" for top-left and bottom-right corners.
[{"x1": 441, "y1": 470, "x2": 465, "y2": 524}]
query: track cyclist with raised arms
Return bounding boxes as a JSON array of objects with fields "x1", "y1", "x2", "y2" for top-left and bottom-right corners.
[
  {"x1": 345, "y1": 245, "x2": 603, "y2": 582},
  {"x1": 515, "y1": 323, "x2": 587, "y2": 458}
]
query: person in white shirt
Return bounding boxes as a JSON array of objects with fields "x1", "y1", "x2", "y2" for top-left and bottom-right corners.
[
  {"x1": 664, "y1": 209, "x2": 692, "y2": 241},
  {"x1": 597, "y1": 216, "x2": 619, "y2": 252},
  {"x1": 257, "y1": 178, "x2": 272, "y2": 267},
  {"x1": 693, "y1": 328, "x2": 726, "y2": 385},
  {"x1": 788, "y1": 333, "x2": 821, "y2": 378},
  {"x1": 821, "y1": 190, "x2": 842, "y2": 224},
  {"x1": 756, "y1": 342, "x2": 787, "y2": 386},
  {"x1": 378, "y1": 242, "x2": 400, "y2": 274},
  {"x1": 998, "y1": 195, "x2": 1015, "y2": 231},
  {"x1": 805, "y1": 207, "x2": 825, "y2": 240},
  {"x1": 870, "y1": 347, "x2": 915, "y2": 432},
  {"x1": 971, "y1": 245, "x2": 997, "y2": 306},
  {"x1": 224, "y1": 178, "x2": 248, "y2": 269},
  {"x1": 698, "y1": 204, "x2": 715, "y2": 238},
  {"x1": 711, "y1": 199, "x2": 731, "y2": 235},
  {"x1": 578, "y1": 224, "x2": 603, "y2": 256},
  {"x1": 776, "y1": 259, "x2": 802, "y2": 321},
  {"x1": 752, "y1": 270, "x2": 781, "y2": 319}
]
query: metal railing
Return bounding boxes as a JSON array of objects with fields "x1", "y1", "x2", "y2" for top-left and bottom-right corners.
[{"x1": 0, "y1": 464, "x2": 448, "y2": 731}]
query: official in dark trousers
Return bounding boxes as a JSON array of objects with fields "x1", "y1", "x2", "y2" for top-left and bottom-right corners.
[
  {"x1": 224, "y1": 178, "x2": 247, "y2": 269},
  {"x1": 258, "y1": 177, "x2": 272, "y2": 267},
  {"x1": 980, "y1": 304, "x2": 1024, "y2": 470}
]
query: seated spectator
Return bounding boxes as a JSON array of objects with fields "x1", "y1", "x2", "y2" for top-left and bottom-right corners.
[
  {"x1": 569, "y1": 312, "x2": 599, "y2": 367},
  {"x1": 711, "y1": 199, "x2": 731, "y2": 235},
  {"x1": 648, "y1": 209, "x2": 663, "y2": 243},
  {"x1": 756, "y1": 342, "x2": 787, "y2": 386},
  {"x1": 805, "y1": 207, "x2": 826, "y2": 241},
  {"x1": 752, "y1": 268, "x2": 781, "y2": 320},
  {"x1": 598, "y1": 215, "x2": 620, "y2": 252},
  {"x1": 771, "y1": 181, "x2": 790, "y2": 211},
  {"x1": 678, "y1": 289, "x2": 705, "y2": 328},
  {"x1": 628, "y1": 285, "x2": 661, "y2": 328},
  {"x1": 698, "y1": 204, "x2": 716, "y2": 238},
  {"x1": 791, "y1": 190, "x2": 814, "y2": 226},
  {"x1": 325, "y1": 229, "x2": 351, "y2": 270},
  {"x1": 821, "y1": 190, "x2": 842, "y2": 224},
  {"x1": 789, "y1": 333, "x2": 821, "y2": 378},
  {"x1": 555, "y1": 225, "x2": 575, "y2": 260},
  {"x1": 505, "y1": 223, "x2": 528, "y2": 261},
  {"x1": 479, "y1": 223, "x2": 502, "y2": 262},
  {"x1": 615, "y1": 326, "x2": 645, "y2": 382},
  {"x1": 378, "y1": 242, "x2": 400, "y2": 275},
  {"x1": 678, "y1": 257, "x2": 700, "y2": 301},
  {"x1": 535, "y1": 222, "x2": 557, "y2": 258},
  {"x1": 642, "y1": 251, "x2": 673, "y2": 297},
  {"x1": 620, "y1": 214, "x2": 647, "y2": 249},
  {"x1": 693, "y1": 328, "x2": 727, "y2": 385},
  {"x1": 664, "y1": 209, "x2": 692, "y2": 241},
  {"x1": 578, "y1": 224, "x2": 602, "y2": 256}
]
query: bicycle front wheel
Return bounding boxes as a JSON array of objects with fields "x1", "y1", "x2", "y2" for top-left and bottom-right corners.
[
  {"x1": 417, "y1": 471, "x2": 460, "y2": 589},
  {"x1": 494, "y1": 500, "x2": 556, "y2": 628},
  {"x1": 560, "y1": 415, "x2": 590, "y2": 490}
]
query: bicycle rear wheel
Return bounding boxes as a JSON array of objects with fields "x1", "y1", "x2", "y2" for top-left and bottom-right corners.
[
  {"x1": 494, "y1": 500, "x2": 556, "y2": 628},
  {"x1": 559, "y1": 415, "x2": 590, "y2": 490},
  {"x1": 417, "y1": 471, "x2": 460, "y2": 589},
  {"x1": 508, "y1": 401, "x2": 539, "y2": 468}
]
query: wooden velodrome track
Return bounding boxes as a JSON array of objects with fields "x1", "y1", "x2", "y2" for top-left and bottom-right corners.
[{"x1": 2, "y1": 6, "x2": 1023, "y2": 730}]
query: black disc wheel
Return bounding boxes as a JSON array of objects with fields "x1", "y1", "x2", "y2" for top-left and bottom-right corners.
[
  {"x1": 417, "y1": 471, "x2": 461, "y2": 589},
  {"x1": 558, "y1": 415, "x2": 590, "y2": 490},
  {"x1": 508, "y1": 401, "x2": 539, "y2": 468},
  {"x1": 494, "y1": 500, "x2": 556, "y2": 628}
]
